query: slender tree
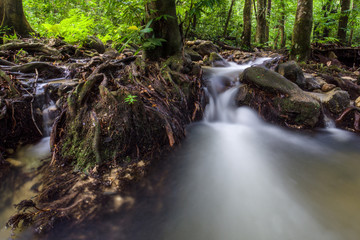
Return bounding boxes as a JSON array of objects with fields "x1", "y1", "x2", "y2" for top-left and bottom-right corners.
[
  {"x1": 265, "y1": 0, "x2": 272, "y2": 43},
  {"x1": 145, "y1": 0, "x2": 182, "y2": 60},
  {"x1": 279, "y1": 0, "x2": 286, "y2": 48},
  {"x1": 290, "y1": 0, "x2": 313, "y2": 62},
  {"x1": 273, "y1": 0, "x2": 286, "y2": 49},
  {"x1": 337, "y1": 0, "x2": 351, "y2": 44},
  {"x1": 223, "y1": 0, "x2": 236, "y2": 38},
  {"x1": 255, "y1": 0, "x2": 267, "y2": 44},
  {"x1": 0, "y1": 0, "x2": 34, "y2": 37},
  {"x1": 322, "y1": 0, "x2": 333, "y2": 38},
  {"x1": 348, "y1": 0, "x2": 359, "y2": 45},
  {"x1": 242, "y1": 0, "x2": 252, "y2": 48}
]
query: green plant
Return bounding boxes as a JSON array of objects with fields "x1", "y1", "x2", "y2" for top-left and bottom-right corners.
[
  {"x1": 124, "y1": 94, "x2": 137, "y2": 104},
  {"x1": 42, "y1": 8, "x2": 95, "y2": 44}
]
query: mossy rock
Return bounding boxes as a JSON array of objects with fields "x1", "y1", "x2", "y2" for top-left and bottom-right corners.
[{"x1": 238, "y1": 66, "x2": 321, "y2": 128}]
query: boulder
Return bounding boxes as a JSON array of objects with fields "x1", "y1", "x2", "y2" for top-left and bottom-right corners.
[
  {"x1": 276, "y1": 61, "x2": 306, "y2": 89},
  {"x1": 83, "y1": 36, "x2": 106, "y2": 54},
  {"x1": 208, "y1": 52, "x2": 230, "y2": 67},
  {"x1": 238, "y1": 66, "x2": 321, "y2": 128},
  {"x1": 308, "y1": 89, "x2": 350, "y2": 114},
  {"x1": 192, "y1": 41, "x2": 219, "y2": 57},
  {"x1": 185, "y1": 47, "x2": 202, "y2": 61}
]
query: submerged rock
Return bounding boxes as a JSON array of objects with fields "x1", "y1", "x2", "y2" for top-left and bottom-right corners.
[{"x1": 238, "y1": 66, "x2": 321, "y2": 128}]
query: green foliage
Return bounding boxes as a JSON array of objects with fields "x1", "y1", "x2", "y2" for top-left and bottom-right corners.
[
  {"x1": 21, "y1": 0, "x2": 360, "y2": 49},
  {"x1": 42, "y1": 9, "x2": 94, "y2": 44},
  {"x1": 124, "y1": 94, "x2": 137, "y2": 105}
]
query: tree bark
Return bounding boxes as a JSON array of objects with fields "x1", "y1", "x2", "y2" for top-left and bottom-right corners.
[
  {"x1": 144, "y1": 0, "x2": 182, "y2": 61},
  {"x1": 322, "y1": 0, "x2": 333, "y2": 38},
  {"x1": 255, "y1": 0, "x2": 267, "y2": 44},
  {"x1": 337, "y1": 0, "x2": 351, "y2": 44},
  {"x1": 348, "y1": 0, "x2": 358, "y2": 46},
  {"x1": 223, "y1": 0, "x2": 236, "y2": 38},
  {"x1": 279, "y1": 0, "x2": 286, "y2": 48},
  {"x1": 290, "y1": 0, "x2": 313, "y2": 62},
  {"x1": 265, "y1": 0, "x2": 272, "y2": 43},
  {"x1": 0, "y1": 0, "x2": 34, "y2": 37},
  {"x1": 242, "y1": 0, "x2": 252, "y2": 48}
]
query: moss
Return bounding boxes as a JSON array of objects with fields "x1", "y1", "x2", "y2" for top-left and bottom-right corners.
[{"x1": 275, "y1": 96, "x2": 320, "y2": 127}]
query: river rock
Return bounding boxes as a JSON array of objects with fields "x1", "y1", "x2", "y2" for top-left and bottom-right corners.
[
  {"x1": 192, "y1": 41, "x2": 219, "y2": 57},
  {"x1": 83, "y1": 36, "x2": 106, "y2": 54},
  {"x1": 185, "y1": 47, "x2": 202, "y2": 61},
  {"x1": 321, "y1": 83, "x2": 336, "y2": 92},
  {"x1": 308, "y1": 89, "x2": 350, "y2": 114},
  {"x1": 355, "y1": 97, "x2": 360, "y2": 108},
  {"x1": 276, "y1": 61, "x2": 307, "y2": 89},
  {"x1": 238, "y1": 66, "x2": 321, "y2": 128},
  {"x1": 208, "y1": 52, "x2": 230, "y2": 67}
]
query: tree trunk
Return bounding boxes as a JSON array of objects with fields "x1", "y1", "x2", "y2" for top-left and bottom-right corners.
[
  {"x1": 348, "y1": 0, "x2": 358, "y2": 46},
  {"x1": 223, "y1": 0, "x2": 236, "y2": 38},
  {"x1": 290, "y1": 0, "x2": 313, "y2": 62},
  {"x1": 0, "y1": 0, "x2": 34, "y2": 38},
  {"x1": 265, "y1": 0, "x2": 271, "y2": 43},
  {"x1": 242, "y1": 0, "x2": 252, "y2": 48},
  {"x1": 255, "y1": 0, "x2": 267, "y2": 44},
  {"x1": 144, "y1": 0, "x2": 182, "y2": 61},
  {"x1": 322, "y1": 0, "x2": 332, "y2": 38},
  {"x1": 337, "y1": 0, "x2": 351, "y2": 44},
  {"x1": 279, "y1": 0, "x2": 286, "y2": 48}
]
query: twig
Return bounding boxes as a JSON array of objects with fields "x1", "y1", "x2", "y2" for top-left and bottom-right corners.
[{"x1": 30, "y1": 68, "x2": 43, "y2": 136}]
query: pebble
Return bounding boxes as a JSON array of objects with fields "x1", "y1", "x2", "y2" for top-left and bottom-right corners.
[
  {"x1": 6, "y1": 158, "x2": 23, "y2": 167},
  {"x1": 321, "y1": 83, "x2": 336, "y2": 92},
  {"x1": 355, "y1": 97, "x2": 360, "y2": 108}
]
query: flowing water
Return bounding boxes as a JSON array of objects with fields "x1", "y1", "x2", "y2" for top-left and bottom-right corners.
[{"x1": 0, "y1": 82, "x2": 55, "y2": 239}]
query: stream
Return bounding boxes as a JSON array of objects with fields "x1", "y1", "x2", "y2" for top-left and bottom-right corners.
[{"x1": 2, "y1": 59, "x2": 360, "y2": 239}]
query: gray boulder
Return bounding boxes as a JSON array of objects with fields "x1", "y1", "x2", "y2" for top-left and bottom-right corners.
[
  {"x1": 208, "y1": 52, "x2": 230, "y2": 67},
  {"x1": 308, "y1": 89, "x2": 350, "y2": 114},
  {"x1": 276, "y1": 61, "x2": 307, "y2": 89},
  {"x1": 238, "y1": 66, "x2": 321, "y2": 128},
  {"x1": 192, "y1": 41, "x2": 219, "y2": 57}
]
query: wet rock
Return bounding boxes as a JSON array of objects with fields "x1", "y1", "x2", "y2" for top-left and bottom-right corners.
[
  {"x1": 308, "y1": 89, "x2": 350, "y2": 114},
  {"x1": 185, "y1": 47, "x2": 202, "y2": 61},
  {"x1": 321, "y1": 83, "x2": 336, "y2": 92},
  {"x1": 192, "y1": 41, "x2": 219, "y2": 57},
  {"x1": 83, "y1": 36, "x2": 106, "y2": 54},
  {"x1": 9, "y1": 62, "x2": 65, "y2": 79},
  {"x1": 238, "y1": 66, "x2": 321, "y2": 128},
  {"x1": 276, "y1": 61, "x2": 306, "y2": 89},
  {"x1": 355, "y1": 97, "x2": 360, "y2": 108},
  {"x1": 208, "y1": 52, "x2": 230, "y2": 67},
  {"x1": 303, "y1": 73, "x2": 322, "y2": 91}
]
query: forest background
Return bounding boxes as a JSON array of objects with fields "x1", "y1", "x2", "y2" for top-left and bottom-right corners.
[{"x1": 19, "y1": 0, "x2": 360, "y2": 53}]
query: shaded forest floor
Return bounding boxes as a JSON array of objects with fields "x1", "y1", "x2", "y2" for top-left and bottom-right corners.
[{"x1": 0, "y1": 37, "x2": 359, "y2": 239}]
